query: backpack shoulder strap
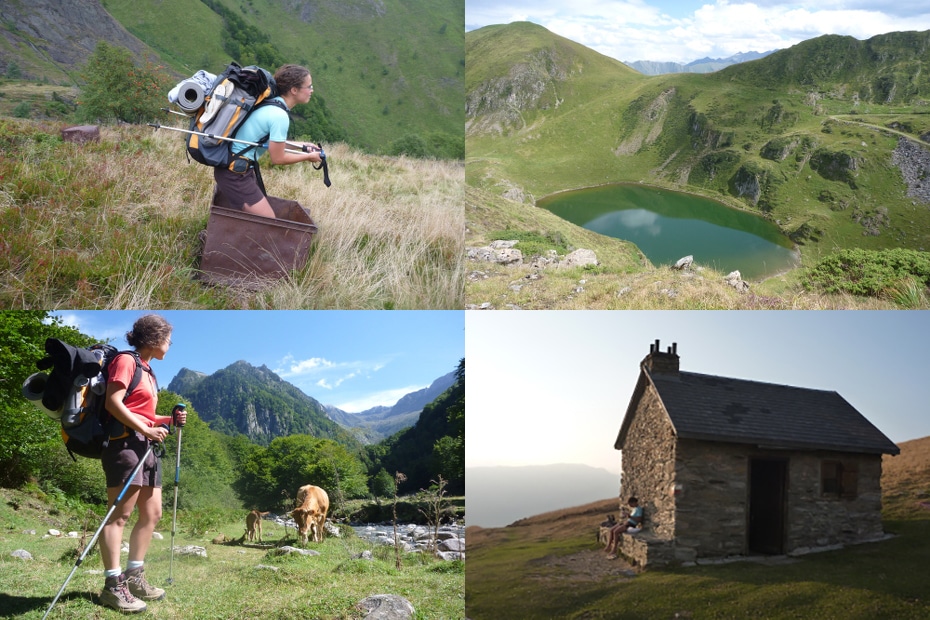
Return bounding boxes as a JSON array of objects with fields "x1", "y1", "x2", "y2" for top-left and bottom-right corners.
[{"x1": 116, "y1": 351, "x2": 157, "y2": 398}]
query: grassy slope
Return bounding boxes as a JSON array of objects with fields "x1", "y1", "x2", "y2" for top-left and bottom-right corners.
[
  {"x1": 103, "y1": 0, "x2": 464, "y2": 151},
  {"x1": 0, "y1": 489, "x2": 464, "y2": 619},
  {"x1": 0, "y1": 117, "x2": 464, "y2": 309},
  {"x1": 466, "y1": 436, "x2": 930, "y2": 619},
  {"x1": 465, "y1": 24, "x2": 930, "y2": 304}
]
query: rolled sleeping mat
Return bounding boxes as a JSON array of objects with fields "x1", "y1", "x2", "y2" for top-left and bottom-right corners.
[
  {"x1": 22, "y1": 372, "x2": 62, "y2": 420},
  {"x1": 176, "y1": 80, "x2": 206, "y2": 114}
]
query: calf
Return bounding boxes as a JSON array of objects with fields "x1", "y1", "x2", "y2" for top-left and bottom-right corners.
[
  {"x1": 245, "y1": 510, "x2": 269, "y2": 542},
  {"x1": 290, "y1": 485, "x2": 329, "y2": 543}
]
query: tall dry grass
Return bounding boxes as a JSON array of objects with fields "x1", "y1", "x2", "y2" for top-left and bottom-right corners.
[{"x1": 0, "y1": 118, "x2": 463, "y2": 309}]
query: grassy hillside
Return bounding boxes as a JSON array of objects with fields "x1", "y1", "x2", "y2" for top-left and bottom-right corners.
[
  {"x1": 102, "y1": 0, "x2": 464, "y2": 152},
  {"x1": 466, "y1": 436, "x2": 930, "y2": 619},
  {"x1": 465, "y1": 24, "x2": 930, "y2": 307},
  {"x1": 0, "y1": 117, "x2": 463, "y2": 309}
]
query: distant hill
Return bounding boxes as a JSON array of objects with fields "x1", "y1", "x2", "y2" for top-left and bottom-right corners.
[
  {"x1": 625, "y1": 50, "x2": 775, "y2": 75},
  {"x1": 465, "y1": 463, "x2": 620, "y2": 527}
]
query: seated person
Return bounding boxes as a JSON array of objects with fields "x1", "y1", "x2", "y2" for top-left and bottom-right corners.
[{"x1": 604, "y1": 497, "x2": 644, "y2": 559}]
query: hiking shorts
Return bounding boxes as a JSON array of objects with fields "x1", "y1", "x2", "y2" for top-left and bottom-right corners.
[
  {"x1": 102, "y1": 431, "x2": 162, "y2": 489},
  {"x1": 213, "y1": 164, "x2": 264, "y2": 210}
]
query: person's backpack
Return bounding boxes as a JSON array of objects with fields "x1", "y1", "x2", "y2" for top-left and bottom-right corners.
[
  {"x1": 187, "y1": 62, "x2": 286, "y2": 170},
  {"x1": 31, "y1": 338, "x2": 155, "y2": 460}
]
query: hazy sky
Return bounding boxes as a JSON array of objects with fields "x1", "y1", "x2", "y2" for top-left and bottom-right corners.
[
  {"x1": 465, "y1": 0, "x2": 930, "y2": 63},
  {"x1": 466, "y1": 311, "x2": 930, "y2": 473},
  {"x1": 55, "y1": 311, "x2": 464, "y2": 413}
]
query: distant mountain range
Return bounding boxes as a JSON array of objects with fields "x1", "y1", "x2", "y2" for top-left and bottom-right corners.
[
  {"x1": 625, "y1": 50, "x2": 776, "y2": 75},
  {"x1": 465, "y1": 463, "x2": 620, "y2": 527},
  {"x1": 167, "y1": 362, "x2": 456, "y2": 446},
  {"x1": 324, "y1": 370, "x2": 458, "y2": 440}
]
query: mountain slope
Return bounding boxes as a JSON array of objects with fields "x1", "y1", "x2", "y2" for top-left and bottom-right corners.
[
  {"x1": 0, "y1": 0, "x2": 463, "y2": 152},
  {"x1": 167, "y1": 360, "x2": 360, "y2": 449},
  {"x1": 326, "y1": 370, "x2": 457, "y2": 441},
  {"x1": 466, "y1": 23, "x2": 930, "y2": 270}
]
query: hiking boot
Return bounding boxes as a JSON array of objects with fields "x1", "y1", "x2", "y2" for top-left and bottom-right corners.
[
  {"x1": 125, "y1": 566, "x2": 166, "y2": 601},
  {"x1": 100, "y1": 573, "x2": 147, "y2": 613}
]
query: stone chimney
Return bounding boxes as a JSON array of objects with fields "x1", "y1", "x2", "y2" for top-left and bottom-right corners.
[{"x1": 642, "y1": 339, "x2": 679, "y2": 375}]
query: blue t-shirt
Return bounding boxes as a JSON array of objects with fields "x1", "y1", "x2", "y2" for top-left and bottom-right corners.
[
  {"x1": 232, "y1": 97, "x2": 290, "y2": 161},
  {"x1": 628, "y1": 506, "x2": 643, "y2": 526}
]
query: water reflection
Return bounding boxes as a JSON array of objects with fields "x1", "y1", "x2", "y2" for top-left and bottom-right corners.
[{"x1": 538, "y1": 184, "x2": 798, "y2": 280}]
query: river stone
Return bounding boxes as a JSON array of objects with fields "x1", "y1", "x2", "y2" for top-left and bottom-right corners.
[{"x1": 356, "y1": 594, "x2": 415, "y2": 619}]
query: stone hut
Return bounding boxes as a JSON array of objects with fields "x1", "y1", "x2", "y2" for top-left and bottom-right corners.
[{"x1": 611, "y1": 340, "x2": 899, "y2": 568}]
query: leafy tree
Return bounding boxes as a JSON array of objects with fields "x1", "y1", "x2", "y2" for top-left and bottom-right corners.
[
  {"x1": 77, "y1": 41, "x2": 171, "y2": 124},
  {"x1": 0, "y1": 311, "x2": 95, "y2": 488},
  {"x1": 235, "y1": 435, "x2": 368, "y2": 511},
  {"x1": 159, "y1": 394, "x2": 240, "y2": 511},
  {"x1": 370, "y1": 467, "x2": 395, "y2": 498}
]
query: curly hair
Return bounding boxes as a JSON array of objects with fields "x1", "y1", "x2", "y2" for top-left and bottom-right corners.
[
  {"x1": 126, "y1": 314, "x2": 172, "y2": 350},
  {"x1": 274, "y1": 64, "x2": 311, "y2": 95}
]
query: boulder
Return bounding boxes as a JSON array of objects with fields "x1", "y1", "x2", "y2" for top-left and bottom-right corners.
[
  {"x1": 724, "y1": 270, "x2": 750, "y2": 293},
  {"x1": 356, "y1": 594, "x2": 415, "y2": 620},
  {"x1": 61, "y1": 125, "x2": 100, "y2": 144},
  {"x1": 673, "y1": 255, "x2": 694, "y2": 270},
  {"x1": 560, "y1": 249, "x2": 598, "y2": 268}
]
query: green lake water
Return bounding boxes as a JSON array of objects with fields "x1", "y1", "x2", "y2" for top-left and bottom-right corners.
[{"x1": 538, "y1": 184, "x2": 799, "y2": 280}]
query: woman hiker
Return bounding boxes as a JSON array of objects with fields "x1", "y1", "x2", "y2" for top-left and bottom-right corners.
[
  {"x1": 214, "y1": 63, "x2": 323, "y2": 219},
  {"x1": 98, "y1": 314, "x2": 187, "y2": 613}
]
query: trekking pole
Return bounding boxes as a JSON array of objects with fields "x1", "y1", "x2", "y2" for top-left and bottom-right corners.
[
  {"x1": 167, "y1": 404, "x2": 186, "y2": 585},
  {"x1": 42, "y1": 435, "x2": 167, "y2": 620},
  {"x1": 148, "y1": 122, "x2": 313, "y2": 156}
]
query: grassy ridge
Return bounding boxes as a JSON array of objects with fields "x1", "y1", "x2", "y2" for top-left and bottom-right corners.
[{"x1": 0, "y1": 117, "x2": 463, "y2": 309}]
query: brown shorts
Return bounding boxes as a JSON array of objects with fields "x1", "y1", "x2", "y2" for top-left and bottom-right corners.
[
  {"x1": 102, "y1": 431, "x2": 162, "y2": 489},
  {"x1": 213, "y1": 164, "x2": 264, "y2": 210}
]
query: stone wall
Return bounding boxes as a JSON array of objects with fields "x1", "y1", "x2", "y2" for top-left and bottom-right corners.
[
  {"x1": 785, "y1": 451, "x2": 885, "y2": 551},
  {"x1": 619, "y1": 381, "x2": 677, "y2": 540},
  {"x1": 674, "y1": 440, "x2": 750, "y2": 557},
  {"x1": 673, "y1": 441, "x2": 887, "y2": 559}
]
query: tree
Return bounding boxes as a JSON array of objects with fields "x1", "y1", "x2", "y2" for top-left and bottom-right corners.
[
  {"x1": 0, "y1": 311, "x2": 96, "y2": 488},
  {"x1": 78, "y1": 41, "x2": 171, "y2": 124},
  {"x1": 234, "y1": 435, "x2": 369, "y2": 511}
]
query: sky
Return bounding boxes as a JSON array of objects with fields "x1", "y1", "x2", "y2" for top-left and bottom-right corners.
[
  {"x1": 465, "y1": 0, "x2": 930, "y2": 64},
  {"x1": 54, "y1": 311, "x2": 464, "y2": 413},
  {"x1": 466, "y1": 311, "x2": 930, "y2": 474}
]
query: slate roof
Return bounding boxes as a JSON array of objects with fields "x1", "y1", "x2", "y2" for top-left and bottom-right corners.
[{"x1": 616, "y1": 369, "x2": 900, "y2": 455}]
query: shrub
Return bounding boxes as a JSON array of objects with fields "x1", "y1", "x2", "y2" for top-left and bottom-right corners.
[
  {"x1": 805, "y1": 248, "x2": 930, "y2": 297},
  {"x1": 77, "y1": 41, "x2": 171, "y2": 124},
  {"x1": 12, "y1": 101, "x2": 30, "y2": 118}
]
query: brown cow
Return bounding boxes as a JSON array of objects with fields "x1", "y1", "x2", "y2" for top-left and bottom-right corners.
[
  {"x1": 246, "y1": 510, "x2": 269, "y2": 542},
  {"x1": 290, "y1": 485, "x2": 329, "y2": 543}
]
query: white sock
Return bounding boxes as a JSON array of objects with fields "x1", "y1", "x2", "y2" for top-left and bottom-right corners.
[
  {"x1": 126, "y1": 560, "x2": 144, "y2": 571},
  {"x1": 104, "y1": 568, "x2": 121, "y2": 579}
]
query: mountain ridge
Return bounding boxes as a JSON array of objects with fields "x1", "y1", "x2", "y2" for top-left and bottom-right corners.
[
  {"x1": 167, "y1": 361, "x2": 455, "y2": 445},
  {"x1": 625, "y1": 50, "x2": 776, "y2": 75},
  {"x1": 465, "y1": 22, "x2": 930, "y2": 278}
]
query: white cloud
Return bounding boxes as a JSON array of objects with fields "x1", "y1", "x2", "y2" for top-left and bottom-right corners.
[
  {"x1": 335, "y1": 384, "x2": 427, "y2": 413},
  {"x1": 467, "y1": 0, "x2": 930, "y2": 63}
]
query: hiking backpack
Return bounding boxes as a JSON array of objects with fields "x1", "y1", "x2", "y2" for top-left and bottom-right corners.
[
  {"x1": 186, "y1": 62, "x2": 286, "y2": 169},
  {"x1": 29, "y1": 338, "x2": 155, "y2": 460}
]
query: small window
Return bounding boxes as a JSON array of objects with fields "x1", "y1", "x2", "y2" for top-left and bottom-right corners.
[{"x1": 821, "y1": 460, "x2": 858, "y2": 499}]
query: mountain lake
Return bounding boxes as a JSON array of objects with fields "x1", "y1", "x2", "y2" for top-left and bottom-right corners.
[{"x1": 538, "y1": 184, "x2": 800, "y2": 280}]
